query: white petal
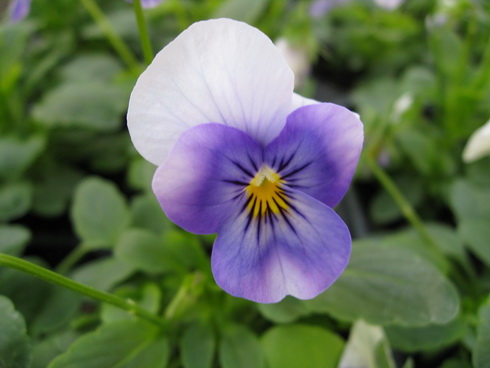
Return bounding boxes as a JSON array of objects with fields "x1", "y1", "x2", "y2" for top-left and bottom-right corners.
[
  {"x1": 128, "y1": 18, "x2": 294, "y2": 165},
  {"x1": 290, "y1": 92, "x2": 319, "y2": 110},
  {"x1": 463, "y1": 119, "x2": 490, "y2": 163}
]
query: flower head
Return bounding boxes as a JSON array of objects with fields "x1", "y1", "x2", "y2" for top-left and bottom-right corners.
[
  {"x1": 463, "y1": 119, "x2": 490, "y2": 163},
  {"x1": 128, "y1": 19, "x2": 363, "y2": 303},
  {"x1": 8, "y1": 0, "x2": 31, "y2": 23}
]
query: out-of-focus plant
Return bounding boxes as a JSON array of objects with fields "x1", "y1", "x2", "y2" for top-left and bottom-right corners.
[{"x1": 0, "y1": 1, "x2": 490, "y2": 368}]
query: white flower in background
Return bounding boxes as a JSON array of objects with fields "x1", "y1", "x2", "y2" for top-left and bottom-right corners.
[
  {"x1": 391, "y1": 92, "x2": 413, "y2": 122},
  {"x1": 373, "y1": 0, "x2": 404, "y2": 10},
  {"x1": 463, "y1": 119, "x2": 490, "y2": 163},
  {"x1": 275, "y1": 37, "x2": 311, "y2": 89}
]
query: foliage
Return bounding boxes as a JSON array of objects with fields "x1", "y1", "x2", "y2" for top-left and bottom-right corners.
[{"x1": 1, "y1": 0, "x2": 490, "y2": 367}]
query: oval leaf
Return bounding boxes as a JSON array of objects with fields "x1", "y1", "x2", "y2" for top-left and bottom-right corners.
[
  {"x1": 306, "y1": 243, "x2": 460, "y2": 326},
  {"x1": 70, "y1": 177, "x2": 130, "y2": 248},
  {"x1": 261, "y1": 324, "x2": 344, "y2": 368}
]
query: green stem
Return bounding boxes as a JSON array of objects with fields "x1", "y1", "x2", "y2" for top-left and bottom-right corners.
[
  {"x1": 0, "y1": 253, "x2": 167, "y2": 328},
  {"x1": 365, "y1": 155, "x2": 440, "y2": 252},
  {"x1": 132, "y1": 0, "x2": 154, "y2": 65},
  {"x1": 55, "y1": 245, "x2": 89, "y2": 274},
  {"x1": 80, "y1": 0, "x2": 140, "y2": 71}
]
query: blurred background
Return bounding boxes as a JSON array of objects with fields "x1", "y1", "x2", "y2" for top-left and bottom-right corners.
[{"x1": 1, "y1": 0, "x2": 490, "y2": 367}]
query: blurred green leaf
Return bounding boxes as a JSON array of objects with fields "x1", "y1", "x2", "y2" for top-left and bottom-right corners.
[
  {"x1": 473, "y1": 298, "x2": 490, "y2": 368},
  {"x1": 385, "y1": 316, "x2": 467, "y2": 352},
  {"x1": 71, "y1": 177, "x2": 130, "y2": 249},
  {"x1": 0, "y1": 295, "x2": 31, "y2": 368},
  {"x1": 32, "y1": 162, "x2": 83, "y2": 217},
  {"x1": 338, "y1": 320, "x2": 395, "y2": 368},
  {"x1": 370, "y1": 175, "x2": 423, "y2": 225},
  {"x1": 213, "y1": 0, "x2": 268, "y2": 23},
  {"x1": 0, "y1": 181, "x2": 32, "y2": 222},
  {"x1": 0, "y1": 257, "x2": 52, "y2": 325},
  {"x1": 0, "y1": 135, "x2": 45, "y2": 181},
  {"x1": 29, "y1": 287, "x2": 82, "y2": 336},
  {"x1": 32, "y1": 330, "x2": 79, "y2": 368},
  {"x1": 48, "y1": 320, "x2": 169, "y2": 368},
  {"x1": 219, "y1": 324, "x2": 265, "y2": 368},
  {"x1": 306, "y1": 243, "x2": 460, "y2": 326},
  {"x1": 71, "y1": 257, "x2": 134, "y2": 292},
  {"x1": 115, "y1": 228, "x2": 208, "y2": 275},
  {"x1": 0, "y1": 224, "x2": 31, "y2": 256},
  {"x1": 180, "y1": 323, "x2": 215, "y2": 368},
  {"x1": 0, "y1": 23, "x2": 33, "y2": 91},
  {"x1": 127, "y1": 158, "x2": 155, "y2": 192},
  {"x1": 115, "y1": 228, "x2": 169, "y2": 274},
  {"x1": 450, "y1": 180, "x2": 490, "y2": 266},
  {"x1": 59, "y1": 54, "x2": 122, "y2": 82},
  {"x1": 101, "y1": 283, "x2": 161, "y2": 324},
  {"x1": 33, "y1": 81, "x2": 128, "y2": 131},
  {"x1": 261, "y1": 324, "x2": 344, "y2": 368},
  {"x1": 257, "y1": 296, "x2": 310, "y2": 323},
  {"x1": 130, "y1": 194, "x2": 172, "y2": 235}
]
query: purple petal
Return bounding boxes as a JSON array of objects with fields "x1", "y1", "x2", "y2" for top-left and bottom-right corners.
[
  {"x1": 265, "y1": 103, "x2": 363, "y2": 208},
  {"x1": 126, "y1": 0, "x2": 165, "y2": 8},
  {"x1": 211, "y1": 188, "x2": 351, "y2": 303},
  {"x1": 152, "y1": 123, "x2": 262, "y2": 234},
  {"x1": 10, "y1": 0, "x2": 31, "y2": 23}
]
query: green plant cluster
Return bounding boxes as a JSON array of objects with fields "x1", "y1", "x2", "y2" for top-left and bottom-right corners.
[{"x1": 1, "y1": 0, "x2": 490, "y2": 367}]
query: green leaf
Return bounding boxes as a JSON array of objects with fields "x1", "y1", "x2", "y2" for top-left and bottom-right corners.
[
  {"x1": 32, "y1": 162, "x2": 83, "y2": 217},
  {"x1": 0, "y1": 295, "x2": 31, "y2": 368},
  {"x1": 385, "y1": 316, "x2": 467, "y2": 352},
  {"x1": 48, "y1": 320, "x2": 169, "y2": 368},
  {"x1": 450, "y1": 180, "x2": 490, "y2": 266},
  {"x1": 473, "y1": 298, "x2": 490, "y2": 368},
  {"x1": 0, "y1": 257, "x2": 52, "y2": 324},
  {"x1": 0, "y1": 135, "x2": 45, "y2": 181},
  {"x1": 32, "y1": 330, "x2": 79, "y2": 368},
  {"x1": 213, "y1": 0, "x2": 268, "y2": 23},
  {"x1": 261, "y1": 324, "x2": 344, "y2": 368},
  {"x1": 370, "y1": 175, "x2": 423, "y2": 225},
  {"x1": 0, "y1": 225, "x2": 31, "y2": 256},
  {"x1": 71, "y1": 177, "x2": 130, "y2": 248},
  {"x1": 129, "y1": 195, "x2": 172, "y2": 235},
  {"x1": 338, "y1": 320, "x2": 395, "y2": 368},
  {"x1": 257, "y1": 296, "x2": 310, "y2": 323},
  {"x1": 115, "y1": 229, "x2": 168, "y2": 274},
  {"x1": 33, "y1": 81, "x2": 128, "y2": 131},
  {"x1": 71, "y1": 257, "x2": 134, "y2": 292},
  {"x1": 127, "y1": 158, "x2": 155, "y2": 192},
  {"x1": 0, "y1": 181, "x2": 32, "y2": 222},
  {"x1": 219, "y1": 325, "x2": 265, "y2": 368},
  {"x1": 306, "y1": 243, "x2": 460, "y2": 326},
  {"x1": 59, "y1": 53, "x2": 122, "y2": 82},
  {"x1": 30, "y1": 288, "x2": 82, "y2": 336},
  {"x1": 180, "y1": 323, "x2": 215, "y2": 368},
  {"x1": 101, "y1": 283, "x2": 161, "y2": 324}
]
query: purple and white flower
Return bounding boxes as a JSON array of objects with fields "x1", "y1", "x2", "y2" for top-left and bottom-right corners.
[{"x1": 127, "y1": 19, "x2": 363, "y2": 303}]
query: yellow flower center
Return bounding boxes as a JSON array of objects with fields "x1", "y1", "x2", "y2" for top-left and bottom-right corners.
[{"x1": 245, "y1": 165, "x2": 289, "y2": 218}]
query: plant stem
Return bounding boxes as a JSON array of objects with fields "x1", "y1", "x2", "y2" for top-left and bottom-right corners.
[
  {"x1": 365, "y1": 155, "x2": 440, "y2": 252},
  {"x1": 55, "y1": 245, "x2": 89, "y2": 274},
  {"x1": 0, "y1": 253, "x2": 167, "y2": 328},
  {"x1": 132, "y1": 0, "x2": 154, "y2": 65},
  {"x1": 80, "y1": 0, "x2": 140, "y2": 71}
]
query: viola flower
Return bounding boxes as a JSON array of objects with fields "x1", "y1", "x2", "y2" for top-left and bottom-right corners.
[
  {"x1": 127, "y1": 19, "x2": 363, "y2": 303},
  {"x1": 8, "y1": 0, "x2": 31, "y2": 23}
]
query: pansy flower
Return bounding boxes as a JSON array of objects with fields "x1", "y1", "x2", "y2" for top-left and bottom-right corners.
[{"x1": 128, "y1": 19, "x2": 363, "y2": 303}]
